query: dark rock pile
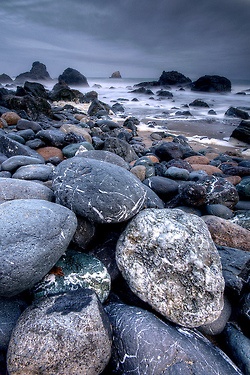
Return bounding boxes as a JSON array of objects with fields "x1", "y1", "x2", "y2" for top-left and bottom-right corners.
[{"x1": 0, "y1": 74, "x2": 249, "y2": 374}]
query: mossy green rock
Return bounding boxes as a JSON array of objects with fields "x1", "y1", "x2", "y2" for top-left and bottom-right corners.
[{"x1": 32, "y1": 249, "x2": 111, "y2": 302}]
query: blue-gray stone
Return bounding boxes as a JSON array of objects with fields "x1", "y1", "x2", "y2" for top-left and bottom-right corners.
[
  {"x1": 0, "y1": 134, "x2": 43, "y2": 159},
  {"x1": 0, "y1": 178, "x2": 54, "y2": 203},
  {"x1": 236, "y1": 176, "x2": 250, "y2": 199},
  {"x1": 62, "y1": 142, "x2": 94, "y2": 158},
  {"x1": 1, "y1": 155, "x2": 44, "y2": 172},
  {"x1": 205, "y1": 204, "x2": 234, "y2": 219},
  {"x1": 78, "y1": 150, "x2": 130, "y2": 170},
  {"x1": 36, "y1": 129, "x2": 66, "y2": 147},
  {"x1": 105, "y1": 302, "x2": 242, "y2": 375},
  {"x1": 52, "y1": 157, "x2": 148, "y2": 223},
  {"x1": 0, "y1": 296, "x2": 28, "y2": 351},
  {"x1": 32, "y1": 249, "x2": 111, "y2": 302},
  {"x1": 165, "y1": 166, "x2": 190, "y2": 180},
  {"x1": 0, "y1": 199, "x2": 77, "y2": 297},
  {"x1": 230, "y1": 210, "x2": 250, "y2": 230},
  {"x1": 12, "y1": 164, "x2": 54, "y2": 181}
]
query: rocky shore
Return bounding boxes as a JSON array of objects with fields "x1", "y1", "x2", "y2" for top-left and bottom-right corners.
[{"x1": 0, "y1": 63, "x2": 250, "y2": 374}]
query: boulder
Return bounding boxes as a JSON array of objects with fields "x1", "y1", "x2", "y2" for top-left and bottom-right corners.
[
  {"x1": 102, "y1": 137, "x2": 138, "y2": 163},
  {"x1": 191, "y1": 75, "x2": 231, "y2": 92},
  {"x1": 116, "y1": 208, "x2": 225, "y2": 328},
  {"x1": 143, "y1": 176, "x2": 179, "y2": 201},
  {"x1": 231, "y1": 120, "x2": 250, "y2": 144},
  {"x1": 202, "y1": 215, "x2": 250, "y2": 251},
  {"x1": 1, "y1": 111, "x2": 21, "y2": 125},
  {"x1": 23, "y1": 81, "x2": 48, "y2": 99},
  {"x1": 105, "y1": 302, "x2": 242, "y2": 375},
  {"x1": 0, "y1": 178, "x2": 54, "y2": 203},
  {"x1": 1, "y1": 155, "x2": 44, "y2": 172},
  {"x1": 49, "y1": 82, "x2": 85, "y2": 102},
  {"x1": 0, "y1": 134, "x2": 44, "y2": 159},
  {"x1": 0, "y1": 74, "x2": 13, "y2": 84},
  {"x1": 58, "y1": 67, "x2": 89, "y2": 86},
  {"x1": 0, "y1": 199, "x2": 77, "y2": 297},
  {"x1": 15, "y1": 61, "x2": 51, "y2": 84},
  {"x1": 189, "y1": 99, "x2": 210, "y2": 107},
  {"x1": 158, "y1": 70, "x2": 192, "y2": 86},
  {"x1": 12, "y1": 164, "x2": 54, "y2": 181},
  {"x1": 225, "y1": 106, "x2": 250, "y2": 120},
  {"x1": 230, "y1": 210, "x2": 250, "y2": 230},
  {"x1": 52, "y1": 157, "x2": 148, "y2": 224},
  {"x1": 154, "y1": 141, "x2": 185, "y2": 161},
  {"x1": 78, "y1": 150, "x2": 130, "y2": 169},
  {"x1": 7, "y1": 289, "x2": 112, "y2": 375}
]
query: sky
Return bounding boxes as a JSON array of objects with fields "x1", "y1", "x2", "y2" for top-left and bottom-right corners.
[{"x1": 1, "y1": 0, "x2": 250, "y2": 81}]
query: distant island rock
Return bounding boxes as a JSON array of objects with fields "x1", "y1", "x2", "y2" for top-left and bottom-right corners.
[
  {"x1": 58, "y1": 68, "x2": 89, "y2": 86},
  {"x1": 15, "y1": 61, "x2": 52, "y2": 84},
  {"x1": 0, "y1": 74, "x2": 13, "y2": 84},
  {"x1": 191, "y1": 75, "x2": 231, "y2": 92},
  {"x1": 110, "y1": 71, "x2": 122, "y2": 79}
]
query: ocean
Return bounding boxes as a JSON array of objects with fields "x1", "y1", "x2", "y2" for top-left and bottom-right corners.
[{"x1": 46, "y1": 76, "x2": 250, "y2": 152}]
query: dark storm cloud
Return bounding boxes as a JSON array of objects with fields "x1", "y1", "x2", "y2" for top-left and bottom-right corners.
[{"x1": 1, "y1": 0, "x2": 250, "y2": 79}]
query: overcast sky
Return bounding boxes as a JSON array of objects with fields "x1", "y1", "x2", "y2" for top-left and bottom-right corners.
[{"x1": 1, "y1": 0, "x2": 249, "y2": 81}]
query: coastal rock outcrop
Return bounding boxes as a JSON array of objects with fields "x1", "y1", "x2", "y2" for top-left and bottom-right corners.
[
  {"x1": 231, "y1": 119, "x2": 250, "y2": 144},
  {"x1": 15, "y1": 61, "x2": 51, "y2": 84},
  {"x1": 158, "y1": 70, "x2": 192, "y2": 86},
  {"x1": 191, "y1": 75, "x2": 231, "y2": 92},
  {"x1": 7, "y1": 289, "x2": 112, "y2": 375},
  {"x1": 110, "y1": 71, "x2": 122, "y2": 78},
  {"x1": 116, "y1": 208, "x2": 225, "y2": 328},
  {"x1": 58, "y1": 67, "x2": 89, "y2": 86}
]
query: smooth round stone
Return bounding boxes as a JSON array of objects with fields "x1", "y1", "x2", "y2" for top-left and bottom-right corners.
[
  {"x1": 0, "y1": 178, "x2": 54, "y2": 203},
  {"x1": 204, "y1": 204, "x2": 234, "y2": 219},
  {"x1": 165, "y1": 166, "x2": 190, "y2": 180},
  {"x1": 143, "y1": 176, "x2": 179, "y2": 201},
  {"x1": 52, "y1": 157, "x2": 148, "y2": 223},
  {"x1": 116, "y1": 208, "x2": 225, "y2": 328},
  {"x1": 36, "y1": 146, "x2": 64, "y2": 162},
  {"x1": 6, "y1": 133, "x2": 25, "y2": 144},
  {"x1": 0, "y1": 171, "x2": 11, "y2": 178},
  {"x1": 32, "y1": 249, "x2": 111, "y2": 303},
  {"x1": 234, "y1": 200, "x2": 250, "y2": 210},
  {"x1": 12, "y1": 164, "x2": 54, "y2": 181},
  {"x1": 1, "y1": 155, "x2": 44, "y2": 172},
  {"x1": 7, "y1": 289, "x2": 112, "y2": 375},
  {"x1": 62, "y1": 142, "x2": 94, "y2": 158},
  {"x1": 16, "y1": 119, "x2": 42, "y2": 132},
  {"x1": 36, "y1": 129, "x2": 66, "y2": 147},
  {"x1": 190, "y1": 170, "x2": 208, "y2": 181},
  {"x1": 0, "y1": 134, "x2": 44, "y2": 159},
  {"x1": 25, "y1": 138, "x2": 45, "y2": 149},
  {"x1": 16, "y1": 129, "x2": 35, "y2": 141},
  {"x1": 0, "y1": 199, "x2": 77, "y2": 297}
]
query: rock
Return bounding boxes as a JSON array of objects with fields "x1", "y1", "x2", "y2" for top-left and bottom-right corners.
[
  {"x1": 156, "y1": 89, "x2": 173, "y2": 98},
  {"x1": 238, "y1": 292, "x2": 250, "y2": 337},
  {"x1": 49, "y1": 82, "x2": 85, "y2": 102},
  {"x1": 230, "y1": 210, "x2": 250, "y2": 230},
  {"x1": 1, "y1": 155, "x2": 44, "y2": 172},
  {"x1": 143, "y1": 175, "x2": 179, "y2": 201},
  {"x1": 32, "y1": 249, "x2": 111, "y2": 303},
  {"x1": 191, "y1": 75, "x2": 231, "y2": 92},
  {"x1": 23, "y1": 81, "x2": 48, "y2": 99},
  {"x1": 165, "y1": 166, "x2": 190, "y2": 180},
  {"x1": 198, "y1": 295, "x2": 232, "y2": 335},
  {"x1": 0, "y1": 199, "x2": 77, "y2": 297},
  {"x1": 0, "y1": 178, "x2": 54, "y2": 203},
  {"x1": 190, "y1": 164, "x2": 222, "y2": 175},
  {"x1": 158, "y1": 70, "x2": 192, "y2": 86},
  {"x1": 223, "y1": 323, "x2": 250, "y2": 375},
  {"x1": 1, "y1": 111, "x2": 21, "y2": 125},
  {"x1": 225, "y1": 106, "x2": 250, "y2": 120},
  {"x1": 185, "y1": 155, "x2": 210, "y2": 164},
  {"x1": 87, "y1": 98, "x2": 111, "y2": 116},
  {"x1": 154, "y1": 141, "x2": 185, "y2": 161},
  {"x1": 7, "y1": 289, "x2": 112, "y2": 375},
  {"x1": 217, "y1": 245, "x2": 250, "y2": 296},
  {"x1": 189, "y1": 99, "x2": 210, "y2": 107},
  {"x1": 204, "y1": 204, "x2": 234, "y2": 219},
  {"x1": 116, "y1": 208, "x2": 225, "y2": 327},
  {"x1": 102, "y1": 137, "x2": 138, "y2": 163},
  {"x1": 105, "y1": 302, "x2": 242, "y2": 375},
  {"x1": 62, "y1": 142, "x2": 94, "y2": 158},
  {"x1": 60, "y1": 123, "x2": 92, "y2": 144},
  {"x1": 58, "y1": 67, "x2": 89, "y2": 86},
  {"x1": 36, "y1": 129, "x2": 66, "y2": 148},
  {"x1": 111, "y1": 102, "x2": 125, "y2": 113},
  {"x1": 73, "y1": 216, "x2": 96, "y2": 249},
  {"x1": 198, "y1": 176, "x2": 239, "y2": 208},
  {"x1": 231, "y1": 120, "x2": 250, "y2": 143},
  {"x1": 0, "y1": 74, "x2": 13, "y2": 84},
  {"x1": 36, "y1": 146, "x2": 64, "y2": 162},
  {"x1": 236, "y1": 176, "x2": 250, "y2": 199},
  {"x1": 79, "y1": 150, "x2": 130, "y2": 169},
  {"x1": 203, "y1": 215, "x2": 250, "y2": 251},
  {"x1": 14, "y1": 61, "x2": 51, "y2": 83},
  {"x1": 110, "y1": 71, "x2": 122, "y2": 78},
  {"x1": 52, "y1": 157, "x2": 148, "y2": 224},
  {"x1": 0, "y1": 297, "x2": 28, "y2": 351},
  {"x1": 220, "y1": 164, "x2": 250, "y2": 177},
  {"x1": 0, "y1": 135, "x2": 43, "y2": 159},
  {"x1": 12, "y1": 164, "x2": 54, "y2": 181}
]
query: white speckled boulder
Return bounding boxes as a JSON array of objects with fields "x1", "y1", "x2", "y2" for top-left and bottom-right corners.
[
  {"x1": 52, "y1": 156, "x2": 148, "y2": 224},
  {"x1": 7, "y1": 289, "x2": 112, "y2": 375},
  {"x1": 116, "y1": 208, "x2": 225, "y2": 328}
]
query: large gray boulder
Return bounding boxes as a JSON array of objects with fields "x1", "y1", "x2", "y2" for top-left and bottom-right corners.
[
  {"x1": 0, "y1": 178, "x2": 54, "y2": 203},
  {"x1": 116, "y1": 208, "x2": 225, "y2": 328},
  {"x1": 7, "y1": 289, "x2": 112, "y2": 375},
  {"x1": 0, "y1": 199, "x2": 77, "y2": 297},
  {"x1": 105, "y1": 302, "x2": 242, "y2": 375},
  {"x1": 52, "y1": 157, "x2": 148, "y2": 224}
]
